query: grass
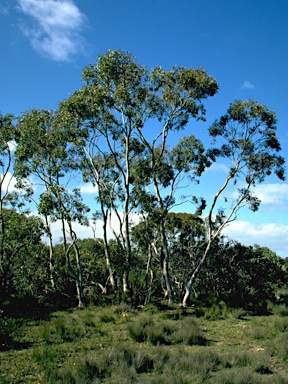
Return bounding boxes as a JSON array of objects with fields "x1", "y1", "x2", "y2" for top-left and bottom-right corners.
[{"x1": 1, "y1": 303, "x2": 288, "y2": 383}]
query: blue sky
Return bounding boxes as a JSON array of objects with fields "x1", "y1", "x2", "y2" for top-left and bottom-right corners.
[{"x1": 1, "y1": 0, "x2": 288, "y2": 256}]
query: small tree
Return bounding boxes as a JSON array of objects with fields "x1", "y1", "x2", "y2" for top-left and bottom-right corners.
[
  {"x1": 0, "y1": 208, "x2": 44, "y2": 297},
  {"x1": 132, "y1": 136, "x2": 209, "y2": 303},
  {"x1": 0, "y1": 112, "x2": 35, "y2": 296},
  {"x1": 132, "y1": 212, "x2": 206, "y2": 302},
  {"x1": 182, "y1": 100, "x2": 285, "y2": 306},
  {"x1": 15, "y1": 109, "x2": 89, "y2": 307}
]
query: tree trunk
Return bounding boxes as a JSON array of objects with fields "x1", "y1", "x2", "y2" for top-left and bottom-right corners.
[
  {"x1": 68, "y1": 221, "x2": 85, "y2": 307},
  {"x1": 160, "y1": 219, "x2": 174, "y2": 304},
  {"x1": 44, "y1": 216, "x2": 55, "y2": 289},
  {"x1": 144, "y1": 243, "x2": 153, "y2": 306},
  {"x1": 182, "y1": 241, "x2": 211, "y2": 307},
  {"x1": 102, "y1": 207, "x2": 116, "y2": 292},
  {"x1": 123, "y1": 269, "x2": 129, "y2": 295},
  {"x1": 122, "y1": 136, "x2": 132, "y2": 296},
  {"x1": 62, "y1": 217, "x2": 85, "y2": 308}
]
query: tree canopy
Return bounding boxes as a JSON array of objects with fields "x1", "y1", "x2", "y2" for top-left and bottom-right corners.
[{"x1": 0, "y1": 51, "x2": 286, "y2": 308}]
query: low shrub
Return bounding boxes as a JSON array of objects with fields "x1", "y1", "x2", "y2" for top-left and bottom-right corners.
[
  {"x1": 266, "y1": 332, "x2": 288, "y2": 360},
  {"x1": 212, "y1": 368, "x2": 270, "y2": 384},
  {"x1": 228, "y1": 307, "x2": 247, "y2": 320},
  {"x1": 127, "y1": 314, "x2": 207, "y2": 346},
  {"x1": 170, "y1": 317, "x2": 207, "y2": 345},
  {"x1": 204, "y1": 301, "x2": 229, "y2": 320},
  {"x1": 272, "y1": 304, "x2": 288, "y2": 317}
]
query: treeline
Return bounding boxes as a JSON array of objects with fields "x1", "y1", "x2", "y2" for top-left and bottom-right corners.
[
  {"x1": 1, "y1": 209, "x2": 287, "y2": 313},
  {"x1": 0, "y1": 50, "x2": 286, "y2": 310}
]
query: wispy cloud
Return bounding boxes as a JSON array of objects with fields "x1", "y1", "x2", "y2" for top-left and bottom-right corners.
[
  {"x1": 223, "y1": 220, "x2": 288, "y2": 257},
  {"x1": 0, "y1": 6, "x2": 9, "y2": 15},
  {"x1": 221, "y1": 182, "x2": 288, "y2": 210},
  {"x1": 252, "y1": 183, "x2": 288, "y2": 207},
  {"x1": 241, "y1": 80, "x2": 255, "y2": 90},
  {"x1": 17, "y1": 0, "x2": 88, "y2": 61}
]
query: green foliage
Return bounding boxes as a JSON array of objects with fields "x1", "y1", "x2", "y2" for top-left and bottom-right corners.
[
  {"x1": 127, "y1": 314, "x2": 206, "y2": 346},
  {"x1": 210, "y1": 100, "x2": 284, "y2": 173},
  {"x1": 2, "y1": 304, "x2": 288, "y2": 383},
  {"x1": 193, "y1": 241, "x2": 285, "y2": 309},
  {"x1": 0, "y1": 209, "x2": 45, "y2": 296},
  {"x1": 204, "y1": 300, "x2": 230, "y2": 320},
  {"x1": 266, "y1": 332, "x2": 288, "y2": 360},
  {"x1": 60, "y1": 50, "x2": 219, "y2": 300},
  {"x1": 1, "y1": 53, "x2": 287, "y2": 312}
]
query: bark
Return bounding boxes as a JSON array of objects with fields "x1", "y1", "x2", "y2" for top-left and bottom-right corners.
[
  {"x1": 182, "y1": 241, "x2": 211, "y2": 307},
  {"x1": 182, "y1": 165, "x2": 248, "y2": 307},
  {"x1": 62, "y1": 216, "x2": 85, "y2": 308},
  {"x1": 160, "y1": 218, "x2": 174, "y2": 304},
  {"x1": 122, "y1": 135, "x2": 132, "y2": 295},
  {"x1": 44, "y1": 215, "x2": 55, "y2": 289},
  {"x1": 101, "y1": 206, "x2": 117, "y2": 291},
  {"x1": 144, "y1": 243, "x2": 153, "y2": 306},
  {"x1": 68, "y1": 221, "x2": 85, "y2": 307},
  {"x1": 83, "y1": 146, "x2": 116, "y2": 292},
  {"x1": 153, "y1": 168, "x2": 174, "y2": 304}
]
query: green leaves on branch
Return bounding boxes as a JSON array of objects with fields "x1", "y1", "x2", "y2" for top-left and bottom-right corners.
[
  {"x1": 209, "y1": 99, "x2": 285, "y2": 185},
  {"x1": 1, "y1": 51, "x2": 286, "y2": 306}
]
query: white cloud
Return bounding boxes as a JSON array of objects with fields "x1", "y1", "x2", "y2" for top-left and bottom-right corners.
[
  {"x1": 223, "y1": 220, "x2": 288, "y2": 257},
  {"x1": 17, "y1": 0, "x2": 88, "y2": 61},
  {"x1": 80, "y1": 182, "x2": 98, "y2": 195},
  {"x1": 0, "y1": 172, "x2": 17, "y2": 192},
  {"x1": 47, "y1": 219, "x2": 95, "y2": 243},
  {"x1": 205, "y1": 162, "x2": 230, "y2": 173},
  {"x1": 45, "y1": 210, "x2": 141, "y2": 244},
  {"x1": 217, "y1": 182, "x2": 288, "y2": 212},
  {"x1": 252, "y1": 183, "x2": 288, "y2": 208},
  {"x1": 7, "y1": 141, "x2": 17, "y2": 152},
  {"x1": 241, "y1": 80, "x2": 255, "y2": 90}
]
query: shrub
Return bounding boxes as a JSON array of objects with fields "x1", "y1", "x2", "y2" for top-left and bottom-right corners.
[
  {"x1": 272, "y1": 303, "x2": 288, "y2": 316},
  {"x1": 228, "y1": 307, "x2": 247, "y2": 320},
  {"x1": 127, "y1": 315, "x2": 207, "y2": 346},
  {"x1": 170, "y1": 317, "x2": 207, "y2": 345},
  {"x1": 204, "y1": 301, "x2": 229, "y2": 320},
  {"x1": 266, "y1": 332, "x2": 288, "y2": 360},
  {"x1": 31, "y1": 345, "x2": 59, "y2": 365},
  {"x1": 212, "y1": 368, "x2": 266, "y2": 384}
]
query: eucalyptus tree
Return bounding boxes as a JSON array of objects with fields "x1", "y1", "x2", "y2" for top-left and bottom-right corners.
[
  {"x1": 132, "y1": 212, "x2": 206, "y2": 302},
  {"x1": 182, "y1": 100, "x2": 285, "y2": 306},
  {"x1": 0, "y1": 112, "x2": 16, "y2": 218},
  {"x1": 80, "y1": 148, "x2": 119, "y2": 293},
  {"x1": 0, "y1": 112, "x2": 14, "y2": 294},
  {"x1": 60, "y1": 50, "x2": 218, "y2": 301},
  {"x1": 15, "y1": 109, "x2": 89, "y2": 307},
  {"x1": 0, "y1": 112, "x2": 40, "y2": 295},
  {"x1": 0, "y1": 209, "x2": 44, "y2": 297},
  {"x1": 133, "y1": 135, "x2": 210, "y2": 303}
]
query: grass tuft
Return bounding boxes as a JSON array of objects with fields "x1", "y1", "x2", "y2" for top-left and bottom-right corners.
[
  {"x1": 1, "y1": 304, "x2": 288, "y2": 383},
  {"x1": 127, "y1": 314, "x2": 207, "y2": 346}
]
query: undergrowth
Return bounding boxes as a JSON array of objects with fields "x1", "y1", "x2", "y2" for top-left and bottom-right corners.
[{"x1": 1, "y1": 302, "x2": 288, "y2": 383}]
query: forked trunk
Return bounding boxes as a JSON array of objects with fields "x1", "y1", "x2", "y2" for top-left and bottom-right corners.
[{"x1": 182, "y1": 241, "x2": 211, "y2": 307}]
